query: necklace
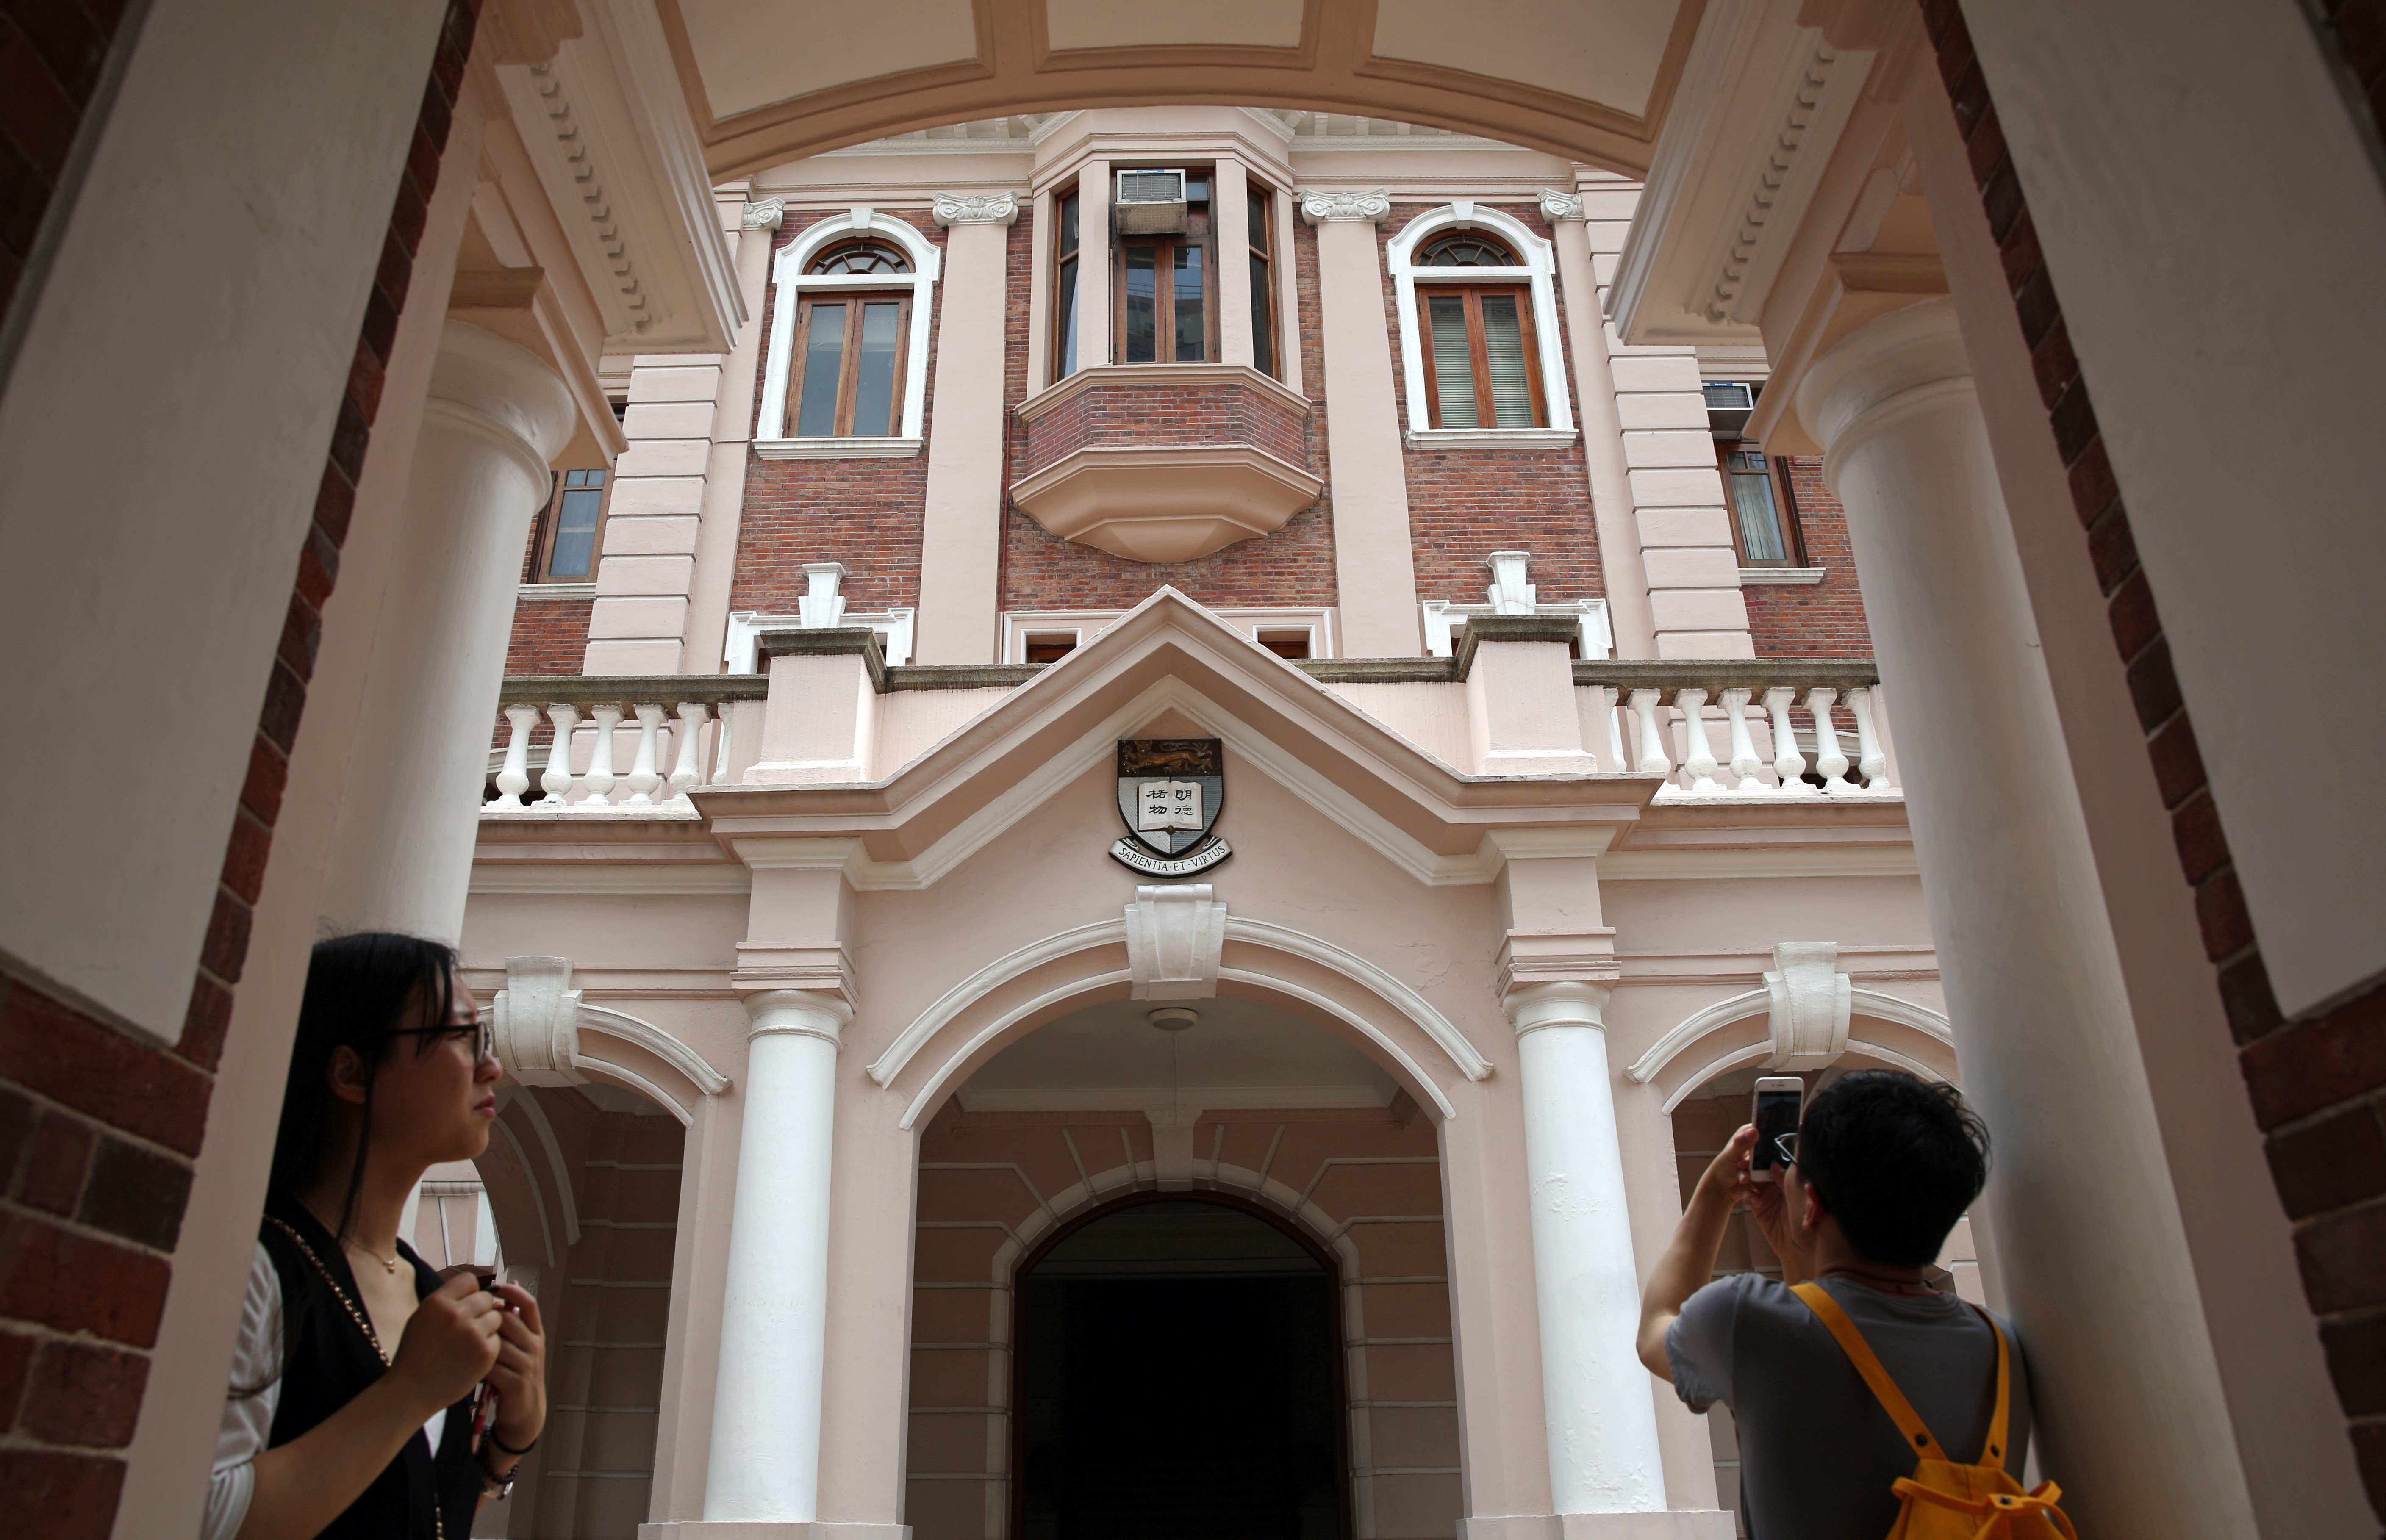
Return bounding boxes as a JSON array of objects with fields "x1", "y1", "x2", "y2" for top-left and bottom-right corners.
[{"x1": 350, "y1": 1239, "x2": 402, "y2": 1274}]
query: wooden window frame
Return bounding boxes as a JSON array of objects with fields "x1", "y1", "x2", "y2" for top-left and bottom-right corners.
[
  {"x1": 530, "y1": 467, "x2": 609, "y2": 582},
  {"x1": 1415, "y1": 282, "x2": 1548, "y2": 429},
  {"x1": 805, "y1": 236, "x2": 912, "y2": 277},
  {"x1": 1054, "y1": 186, "x2": 1081, "y2": 378},
  {"x1": 1718, "y1": 440, "x2": 1803, "y2": 566},
  {"x1": 1247, "y1": 182, "x2": 1278, "y2": 379},
  {"x1": 789, "y1": 290, "x2": 914, "y2": 438},
  {"x1": 1112, "y1": 168, "x2": 1216, "y2": 364}
]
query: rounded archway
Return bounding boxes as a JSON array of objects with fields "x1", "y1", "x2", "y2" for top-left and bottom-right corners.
[{"x1": 1012, "y1": 1193, "x2": 1350, "y2": 1540}]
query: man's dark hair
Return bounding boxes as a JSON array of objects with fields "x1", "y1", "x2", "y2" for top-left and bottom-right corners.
[{"x1": 1796, "y1": 1069, "x2": 1989, "y2": 1268}]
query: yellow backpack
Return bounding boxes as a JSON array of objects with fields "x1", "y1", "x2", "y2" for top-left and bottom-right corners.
[{"x1": 1792, "y1": 1283, "x2": 2078, "y2": 1540}]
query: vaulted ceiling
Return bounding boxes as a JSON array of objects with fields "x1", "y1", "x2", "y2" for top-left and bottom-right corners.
[{"x1": 659, "y1": 0, "x2": 1707, "y2": 176}]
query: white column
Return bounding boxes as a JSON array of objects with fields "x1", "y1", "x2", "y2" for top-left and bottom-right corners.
[
  {"x1": 1503, "y1": 981, "x2": 1666, "y2": 1515},
  {"x1": 1541, "y1": 190, "x2": 1655, "y2": 659},
  {"x1": 319, "y1": 321, "x2": 576, "y2": 939},
  {"x1": 702, "y1": 988, "x2": 851, "y2": 1525},
  {"x1": 1074, "y1": 159, "x2": 1111, "y2": 371},
  {"x1": 1796, "y1": 297, "x2": 2251, "y2": 1531},
  {"x1": 1301, "y1": 188, "x2": 1422, "y2": 656},
  {"x1": 914, "y1": 192, "x2": 1021, "y2": 665}
]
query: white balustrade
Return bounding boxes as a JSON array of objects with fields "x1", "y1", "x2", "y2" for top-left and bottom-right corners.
[
  {"x1": 1575, "y1": 665, "x2": 1895, "y2": 798},
  {"x1": 489, "y1": 680, "x2": 762, "y2": 814}
]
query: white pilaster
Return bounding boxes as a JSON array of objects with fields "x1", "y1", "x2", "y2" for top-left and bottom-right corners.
[
  {"x1": 1074, "y1": 159, "x2": 1111, "y2": 372},
  {"x1": 702, "y1": 988, "x2": 852, "y2": 1525},
  {"x1": 1215, "y1": 159, "x2": 1256, "y2": 369},
  {"x1": 1542, "y1": 191, "x2": 1656, "y2": 659},
  {"x1": 1577, "y1": 190, "x2": 1749, "y2": 659},
  {"x1": 1301, "y1": 188, "x2": 1423, "y2": 656},
  {"x1": 585, "y1": 349, "x2": 721, "y2": 675},
  {"x1": 319, "y1": 321, "x2": 577, "y2": 939},
  {"x1": 914, "y1": 192, "x2": 1021, "y2": 665},
  {"x1": 1503, "y1": 981, "x2": 1668, "y2": 1515}
]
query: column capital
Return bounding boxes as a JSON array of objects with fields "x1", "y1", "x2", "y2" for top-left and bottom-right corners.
[
  {"x1": 1537, "y1": 188, "x2": 1586, "y2": 222},
  {"x1": 741, "y1": 987, "x2": 852, "y2": 1046},
  {"x1": 1794, "y1": 296, "x2": 1973, "y2": 467},
  {"x1": 741, "y1": 195, "x2": 787, "y2": 231},
  {"x1": 932, "y1": 191, "x2": 1021, "y2": 227},
  {"x1": 1299, "y1": 187, "x2": 1391, "y2": 226},
  {"x1": 1500, "y1": 978, "x2": 1613, "y2": 1037}
]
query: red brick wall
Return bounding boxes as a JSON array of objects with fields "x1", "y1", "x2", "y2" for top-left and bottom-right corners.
[
  {"x1": 1382, "y1": 204, "x2": 1604, "y2": 612},
  {"x1": 505, "y1": 599, "x2": 593, "y2": 676},
  {"x1": 1743, "y1": 456, "x2": 1875, "y2": 658},
  {"x1": 0, "y1": 4, "x2": 481, "y2": 1533},
  {"x1": 726, "y1": 210, "x2": 945, "y2": 618},
  {"x1": 1016, "y1": 375, "x2": 1307, "y2": 477},
  {"x1": 1000, "y1": 215, "x2": 1340, "y2": 613},
  {"x1": 1929, "y1": 0, "x2": 2386, "y2": 1513}
]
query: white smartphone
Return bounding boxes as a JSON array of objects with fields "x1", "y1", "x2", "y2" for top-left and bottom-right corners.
[{"x1": 1750, "y1": 1076, "x2": 1804, "y2": 1183}]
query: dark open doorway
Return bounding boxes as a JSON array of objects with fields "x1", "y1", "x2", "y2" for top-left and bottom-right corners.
[{"x1": 1013, "y1": 1194, "x2": 1351, "y2": 1540}]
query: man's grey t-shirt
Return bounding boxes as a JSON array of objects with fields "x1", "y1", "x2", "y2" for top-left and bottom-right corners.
[{"x1": 1666, "y1": 1274, "x2": 2032, "y2": 1540}]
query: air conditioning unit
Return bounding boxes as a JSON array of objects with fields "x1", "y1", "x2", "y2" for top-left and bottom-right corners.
[{"x1": 1115, "y1": 168, "x2": 1189, "y2": 233}]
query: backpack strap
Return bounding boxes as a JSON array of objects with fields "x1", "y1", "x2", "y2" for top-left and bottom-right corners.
[
  {"x1": 1791, "y1": 1282, "x2": 1947, "y2": 1460},
  {"x1": 1973, "y1": 1302, "x2": 2013, "y2": 1470}
]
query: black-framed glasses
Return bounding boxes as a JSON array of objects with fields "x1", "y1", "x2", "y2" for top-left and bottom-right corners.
[
  {"x1": 1773, "y1": 1132, "x2": 1799, "y2": 1167},
  {"x1": 393, "y1": 1017, "x2": 495, "y2": 1062}
]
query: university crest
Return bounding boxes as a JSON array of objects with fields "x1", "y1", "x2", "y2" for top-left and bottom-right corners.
[{"x1": 1110, "y1": 739, "x2": 1231, "y2": 877}]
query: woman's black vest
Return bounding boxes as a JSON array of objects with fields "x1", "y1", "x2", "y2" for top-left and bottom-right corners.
[{"x1": 258, "y1": 1194, "x2": 482, "y2": 1539}]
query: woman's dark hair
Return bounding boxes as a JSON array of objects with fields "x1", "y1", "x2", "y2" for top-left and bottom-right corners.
[
  {"x1": 1796, "y1": 1069, "x2": 1990, "y2": 1268},
  {"x1": 267, "y1": 931, "x2": 461, "y2": 1244}
]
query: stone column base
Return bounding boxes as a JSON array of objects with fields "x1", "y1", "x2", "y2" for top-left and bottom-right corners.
[
  {"x1": 640, "y1": 1524, "x2": 913, "y2": 1540},
  {"x1": 1463, "y1": 1513, "x2": 1734, "y2": 1540}
]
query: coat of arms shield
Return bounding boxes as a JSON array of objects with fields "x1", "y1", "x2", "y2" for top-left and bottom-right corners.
[{"x1": 1111, "y1": 739, "x2": 1230, "y2": 875}]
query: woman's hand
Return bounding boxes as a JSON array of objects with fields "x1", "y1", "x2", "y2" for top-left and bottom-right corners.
[
  {"x1": 484, "y1": 1283, "x2": 548, "y2": 1457},
  {"x1": 387, "y1": 1273, "x2": 502, "y2": 1418}
]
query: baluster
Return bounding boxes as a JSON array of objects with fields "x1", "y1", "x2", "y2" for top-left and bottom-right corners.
[
  {"x1": 583, "y1": 704, "x2": 623, "y2": 805},
  {"x1": 1848, "y1": 685, "x2": 1894, "y2": 790},
  {"x1": 493, "y1": 704, "x2": 539, "y2": 809},
  {"x1": 1805, "y1": 687, "x2": 1851, "y2": 795},
  {"x1": 710, "y1": 710, "x2": 735, "y2": 784},
  {"x1": 669, "y1": 701, "x2": 710, "y2": 801},
  {"x1": 1676, "y1": 687, "x2": 1723, "y2": 792},
  {"x1": 538, "y1": 702, "x2": 580, "y2": 805},
  {"x1": 1721, "y1": 687, "x2": 1764, "y2": 791},
  {"x1": 1763, "y1": 687, "x2": 1808, "y2": 795},
  {"x1": 1595, "y1": 685, "x2": 1625, "y2": 771},
  {"x1": 624, "y1": 704, "x2": 665, "y2": 804},
  {"x1": 1629, "y1": 688, "x2": 1673, "y2": 779}
]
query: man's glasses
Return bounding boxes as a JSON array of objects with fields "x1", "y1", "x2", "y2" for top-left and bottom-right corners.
[
  {"x1": 393, "y1": 1017, "x2": 496, "y2": 1062},
  {"x1": 1773, "y1": 1132, "x2": 1799, "y2": 1168}
]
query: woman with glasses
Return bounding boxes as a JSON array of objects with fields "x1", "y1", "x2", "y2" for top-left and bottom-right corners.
[{"x1": 205, "y1": 933, "x2": 549, "y2": 1539}]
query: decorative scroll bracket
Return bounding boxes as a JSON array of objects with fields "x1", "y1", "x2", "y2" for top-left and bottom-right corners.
[
  {"x1": 492, "y1": 956, "x2": 584, "y2": 1086},
  {"x1": 1763, "y1": 941, "x2": 1851, "y2": 1070},
  {"x1": 1125, "y1": 884, "x2": 1227, "y2": 1001}
]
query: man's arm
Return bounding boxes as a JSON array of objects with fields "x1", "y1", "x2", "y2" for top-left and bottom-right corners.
[{"x1": 1637, "y1": 1124, "x2": 1758, "y2": 1377}]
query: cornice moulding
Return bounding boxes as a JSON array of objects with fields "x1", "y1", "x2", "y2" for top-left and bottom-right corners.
[
  {"x1": 1017, "y1": 362, "x2": 1311, "y2": 422},
  {"x1": 1610, "y1": 0, "x2": 1875, "y2": 346}
]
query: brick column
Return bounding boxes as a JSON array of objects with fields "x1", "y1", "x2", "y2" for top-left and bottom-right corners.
[
  {"x1": 1300, "y1": 188, "x2": 1423, "y2": 656},
  {"x1": 1578, "y1": 200, "x2": 1752, "y2": 660},
  {"x1": 912, "y1": 192, "x2": 1021, "y2": 665}
]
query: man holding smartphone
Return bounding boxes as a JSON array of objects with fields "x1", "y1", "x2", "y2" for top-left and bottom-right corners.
[{"x1": 1634, "y1": 1070, "x2": 2034, "y2": 1539}]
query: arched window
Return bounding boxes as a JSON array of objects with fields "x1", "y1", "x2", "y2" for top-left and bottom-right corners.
[
  {"x1": 1385, "y1": 204, "x2": 1576, "y2": 448},
  {"x1": 1415, "y1": 233, "x2": 1520, "y2": 268},
  {"x1": 808, "y1": 239, "x2": 911, "y2": 275},
  {"x1": 755, "y1": 212, "x2": 942, "y2": 458}
]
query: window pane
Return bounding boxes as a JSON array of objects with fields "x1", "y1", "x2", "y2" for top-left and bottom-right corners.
[
  {"x1": 852, "y1": 301, "x2": 902, "y2": 436},
  {"x1": 1057, "y1": 255, "x2": 1079, "y2": 376},
  {"x1": 549, "y1": 485, "x2": 603, "y2": 579},
  {"x1": 795, "y1": 302, "x2": 846, "y2": 437},
  {"x1": 1058, "y1": 191, "x2": 1079, "y2": 258},
  {"x1": 1249, "y1": 252, "x2": 1274, "y2": 378},
  {"x1": 1247, "y1": 190, "x2": 1268, "y2": 253},
  {"x1": 1478, "y1": 294, "x2": 1534, "y2": 426},
  {"x1": 1124, "y1": 243, "x2": 1157, "y2": 363},
  {"x1": 1174, "y1": 243, "x2": 1204, "y2": 361},
  {"x1": 1730, "y1": 471, "x2": 1787, "y2": 562},
  {"x1": 1428, "y1": 294, "x2": 1479, "y2": 428}
]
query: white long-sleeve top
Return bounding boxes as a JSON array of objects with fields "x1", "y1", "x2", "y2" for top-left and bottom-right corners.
[{"x1": 202, "y1": 1241, "x2": 447, "y2": 1540}]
